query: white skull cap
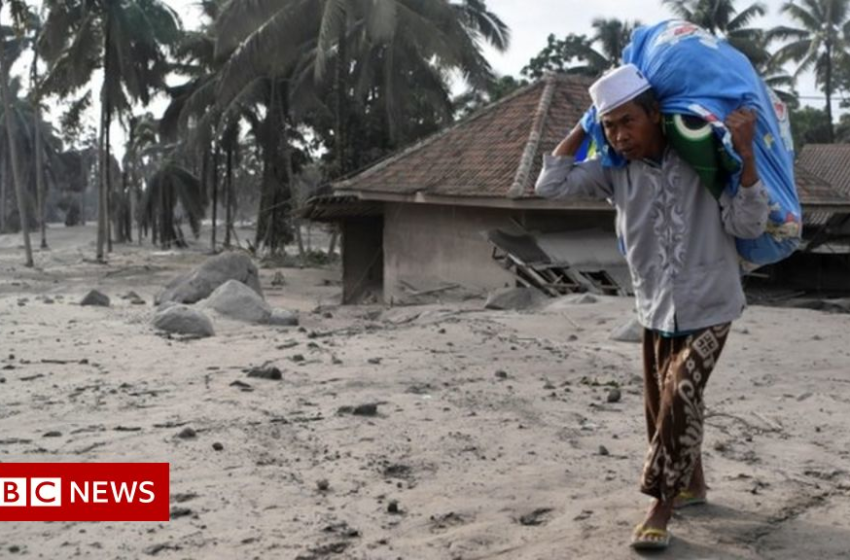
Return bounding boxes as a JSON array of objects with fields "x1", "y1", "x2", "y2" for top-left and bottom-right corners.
[{"x1": 589, "y1": 64, "x2": 652, "y2": 116}]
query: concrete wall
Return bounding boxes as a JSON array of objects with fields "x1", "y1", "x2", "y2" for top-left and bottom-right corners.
[{"x1": 382, "y1": 203, "x2": 614, "y2": 303}]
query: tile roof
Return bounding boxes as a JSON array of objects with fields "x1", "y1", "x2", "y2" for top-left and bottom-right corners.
[
  {"x1": 334, "y1": 73, "x2": 594, "y2": 201},
  {"x1": 798, "y1": 144, "x2": 850, "y2": 225}
]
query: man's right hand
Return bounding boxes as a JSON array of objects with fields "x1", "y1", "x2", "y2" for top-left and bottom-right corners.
[{"x1": 552, "y1": 123, "x2": 588, "y2": 157}]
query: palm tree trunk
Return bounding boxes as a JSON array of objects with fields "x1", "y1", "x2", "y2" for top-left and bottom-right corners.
[
  {"x1": 31, "y1": 32, "x2": 48, "y2": 249},
  {"x1": 79, "y1": 156, "x2": 86, "y2": 226},
  {"x1": 211, "y1": 142, "x2": 219, "y2": 252},
  {"x1": 335, "y1": 28, "x2": 347, "y2": 177},
  {"x1": 0, "y1": 152, "x2": 7, "y2": 233},
  {"x1": 0, "y1": 29, "x2": 33, "y2": 267},
  {"x1": 106, "y1": 110, "x2": 113, "y2": 252},
  {"x1": 97, "y1": 87, "x2": 107, "y2": 261},
  {"x1": 825, "y1": 42, "x2": 835, "y2": 143},
  {"x1": 224, "y1": 145, "x2": 233, "y2": 248}
]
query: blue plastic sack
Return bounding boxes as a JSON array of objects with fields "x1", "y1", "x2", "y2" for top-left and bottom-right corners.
[{"x1": 582, "y1": 20, "x2": 801, "y2": 271}]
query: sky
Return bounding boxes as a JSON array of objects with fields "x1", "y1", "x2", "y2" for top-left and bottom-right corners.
[
  {"x1": 475, "y1": 0, "x2": 824, "y2": 102},
  {"x1": 166, "y1": 0, "x2": 831, "y2": 106}
]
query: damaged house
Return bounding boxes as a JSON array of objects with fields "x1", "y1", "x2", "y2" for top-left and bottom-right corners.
[{"x1": 305, "y1": 74, "x2": 850, "y2": 304}]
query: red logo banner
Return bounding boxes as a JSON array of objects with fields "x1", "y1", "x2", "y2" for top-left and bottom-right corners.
[{"x1": 0, "y1": 463, "x2": 169, "y2": 521}]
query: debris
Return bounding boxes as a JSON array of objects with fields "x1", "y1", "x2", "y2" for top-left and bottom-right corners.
[
  {"x1": 338, "y1": 403, "x2": 380, "y2": 417},
  {"x1": 519, "y1": 508, "x2": 553, "y2": 526}
]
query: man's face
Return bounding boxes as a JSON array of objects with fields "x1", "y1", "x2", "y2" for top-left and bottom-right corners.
[{"x1": 600, "y1": 100, "x2": 663, "y2": 161}]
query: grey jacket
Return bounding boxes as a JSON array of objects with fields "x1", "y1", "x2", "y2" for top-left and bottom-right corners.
[{"x1": 535, "y1": 149, "x2": 770, "y2": 332}]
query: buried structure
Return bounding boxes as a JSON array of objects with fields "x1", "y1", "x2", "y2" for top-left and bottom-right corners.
[{"x1": 305, "y1": 74, "x2": 850, "y2": 304}]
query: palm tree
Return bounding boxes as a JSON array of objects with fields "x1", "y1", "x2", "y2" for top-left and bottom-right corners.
[
  {"x1": 40, "y1": 0, "x2": 182, "y2": 261},
  {"x1": 0, "y1": 3, "x2": 33, "y2": 266},
  {"x1": 28, "y1": 8, "x2": 49, "y2": 249},
  {"x1": 767, "y1": 0, "x2": 850, "y2": 142},
  {"x1": 122, "y1": 113, "x2": 158, "y2": 243},
  {"x1": 214, "y1": 0, "x2": 510, "y2": 253},
  {"x1": 663, "y1": 0, "x2": 769, "y2": 66},
  {"x1": 141, "y1": 159, "x2": 204, "y2": 249}
]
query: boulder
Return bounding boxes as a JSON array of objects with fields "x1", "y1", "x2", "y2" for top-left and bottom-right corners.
[
  {"x1": 484, "y1": 287, "x2": 546, "y2": 311},
  {"x1": 201, "y1": 280, "x2": 271, "y2": 323},
  {"x1": 152, "y1": 305, "x2": 215, "y2": 337},
  {"x1": 155, "y1": 252, "x2": 262, "y2": 305},
  {"x1": 80, "y1": 290, "x2": 110, "y2": 307}
]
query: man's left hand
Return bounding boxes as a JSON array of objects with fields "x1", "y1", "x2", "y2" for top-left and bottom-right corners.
[{"x1": 725, "y1": 108, "x2": 757, "y2": 160}]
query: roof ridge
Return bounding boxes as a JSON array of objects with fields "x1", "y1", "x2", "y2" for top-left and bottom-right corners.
[
  {"x1": 508, "y1": 73, "x2": 558, "y2": 199},
  {"x1": 334, "y1": 79, "x2": 547, "y2": 191}
]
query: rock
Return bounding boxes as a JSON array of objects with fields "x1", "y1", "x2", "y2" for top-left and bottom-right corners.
[
  {"x1": 43, "y1": 431, "x2": 62, "y2": 438},
  {"x1": 155, "y1": 252, "x2": 262, "y2": 305},
  {"x1": 609, "y1": 316, "x2": 642, "y2": 343},
  {"x1": 268, "y1": 309, "x2": 299, "y2": 326},
  {"x1": 354, "y1": 403, "x2": 379, "y2": 416},
  {"x1": 80, "y1": 290, "x2": 110, "y2": 307},
  {"x1": 170, "y1": 507, "x2": 193, "y2": 519},
  {"x1": 606, "y1": 388, "x2": 622, "y2": 403},
  {"x1": 43, "y1": 297, "x2": 55, "y2": 304},
  {"x1": 122, "y1": 291, "x2": 147, "y2": 305},
  {"x1": 484, "y1": 287, "x2": 545, "y2": 311},
  {"x1": 153, "y1": 305, "x2": 215, "y2": 338},
  {"x1": 495, "y1": 370, "x2": 508, "y2": 380},
  {"x1": 598, "y1": 445, "x2": 610, "y2": 456},
  {"x1": 212, "y1": 442, "x2": 224, "y2": 451},
  {"x1": 317, "y1": 479, "x2": 330, "y2": 492},
  {"x1": 201, "y1": 280, "x2": 272, "y2": 323},
  {"x1": 338, "y1": 403, "x2": 379, "y2": 417},
  {"x1": 247, "y1": 366, "x2": 283, "y2": 381},
  {"x1": 229, "y1": 380, "x2": 253, "y2": 392},
  {"x1": 387, "y1": 500, "x2": 400, "y2": 514},
  {"x1": 177, "y1": 427, "x2": 197, "y2": 439}
]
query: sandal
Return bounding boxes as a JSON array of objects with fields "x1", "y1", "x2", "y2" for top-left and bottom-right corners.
[{"x1": 630, "y1": 523, "x2": 671, "y2": 550}]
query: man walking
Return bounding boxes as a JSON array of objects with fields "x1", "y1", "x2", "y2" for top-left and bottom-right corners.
[{"x1": 535, "y1": 64, "x2": 770, "y2": 550}]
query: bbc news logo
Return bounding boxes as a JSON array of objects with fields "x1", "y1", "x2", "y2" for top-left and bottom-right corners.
[{"x1": 0, "y1": 463, "x2": 169, "y2": 521}]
